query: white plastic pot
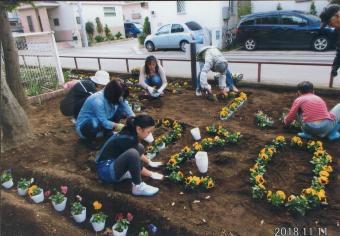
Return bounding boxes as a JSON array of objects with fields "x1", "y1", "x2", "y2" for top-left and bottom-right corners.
[
  {"x1": 195, "y1": 151, "x2": 208, "y2": 173},
  {"x1": 91, "y1": 216, "x2": 105, "y2": 232},
  {"x1": 157, "y1": 143, "x2": 166, "y2": 151},
  {"x1": 1, "y1": 179, "x2": 14, "y2": 189},
  {"x1": 190, "y1": 127, "x2": 201, "y2": 141},
  {"x1": 17, "y1": 187, "x2": 28, "y2": 196},
  {"x1": 112, "y1": 223, "x2": 128, "y2": 236},
  {"x1": 52, "y1": 197, "x2": 67, "y2": 212},
  {"x1": 72, "y1": 207, "x2": 86, "y2": 223},
  {"x1": 147, "y1": 152, "x2": 157, "y2": 160},
  {"x1": 30, "y1": 189, "x2": 44, "y2": 203}
]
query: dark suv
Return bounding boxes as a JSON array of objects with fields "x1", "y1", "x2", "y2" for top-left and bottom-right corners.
[{"x1": 236, "y1": 10, "x2": 336, "y2": 51}]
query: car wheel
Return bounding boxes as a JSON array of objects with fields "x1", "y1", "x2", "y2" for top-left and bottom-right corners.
[
  {"x1": 145, "y1": 41, "x2": 155, "y2": 52},
  {"x1": 180, "y1": 40, "x2": 189, "y2": 52},
  {"x1": 244, "y1": 38, "x2": 257, "y2": 51},
  {"x1": 312, "y1": 36, "x2": 329, "y2": 51}
]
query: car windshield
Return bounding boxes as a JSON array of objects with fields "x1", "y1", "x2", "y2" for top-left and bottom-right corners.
[
  {"x1": 302, "y1": 13, "x2": 320, "y2": 22},
  {"x1": 134, "y1": 23, "x2": 143, "y2": 30},
  {"x1": 185, "y1": 21, "x2": 202, "y2": 31}
]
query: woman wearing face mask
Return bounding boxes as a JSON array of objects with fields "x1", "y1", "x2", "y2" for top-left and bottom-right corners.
[
  {"x1": 76, "y1": 79, "x2": 134, "y2": 150},
  {"x1": 139, "y1": 55, "x2": 168, "y2": 98},
  {"x1": 96, "y1": 114, "x2": 164, "y2": 196}
]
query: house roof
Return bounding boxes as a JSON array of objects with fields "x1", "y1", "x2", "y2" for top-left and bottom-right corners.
[{"x1": 17, "y1": 1, "x2": 59, "y2": 10}]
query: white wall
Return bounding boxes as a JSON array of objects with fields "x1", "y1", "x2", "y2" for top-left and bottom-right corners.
[
  {"x1": 148, "y1": 1, "x2": 227, "y2": 33},
  {"x1": 251, "y1": 0, "x2": 329, "y2": 15},
  {"x1": 80, "y1": 3, "x2": 125, "y2": 36},
  {"x1": 48, "y1": 2, "x2": 76, "y2": 32},
  {"x1": 122, "y1": 3, "x2": 149, "y2": 24}
]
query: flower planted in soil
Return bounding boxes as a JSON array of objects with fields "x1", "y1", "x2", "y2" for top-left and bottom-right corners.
[
  {"x1": 113, "y1": 212, "x2": 133, "y2": 235},
  {"x1": 180, "y1": 146, "x2": 195, "y2": 160},
  {"x1": 285, "y1": 195, "x2": 310, "y2": 216},
  {"x1": 192, "y1": 142, "x2": 203, "y2": 152},
  {"x1": 251, "y1": 184, "x2": 266, "y2": 199},
  {"x1": 71, "y1": 196, "x2": 87, "y2": 223},
  {"x1": 166, "y1": 156, "x2": 180, "y2": 172},
  {"x1": 49, "y1": 186, "x2": 68, "y2": 212},
  {"x1": 206, "y1": 125, "x2": 217, "y2": 135},
  {"x1": 272, "y1": 136, "x2": 286, "y2": 149},
  {"x1": 168, "y1": 171, "x2": 184, "y2": 183},
  {"x1": 290, "y1": 136, "x2": 303, "y2": 148},
  {"x1": 147, "y1": 224, "x2": 158, "y2": 234},
  {"x1": 200, "y1": 176, "x2": 215, "y2": 190},
  {"x1": 17, "y1": 178, "x2": 31, "y2": 190},
  {"x1": 90, "y1": 201, "x2": 107, "y2": 232},
  {"x1": 307, "y1": 140, "x2": 323, "y2": 153},
  {"x1": 184, "y1": 175, "x2": 201, "y2": 191},
  {"x1": 268, "y1": 190, "x2": 286, "y2": 207},
  {"x1": 138, "y1": 228, "x2": 149, "y2": 236},
  {"x1": 28, "y1": 184, "x2": 44, "y2": 203},
  {"x1": 0, "y1": 169, "x2": 13, "y2": 184},
  {"x1": 280, "y1": 112, "x2": 300, "y2": 129},
  {"x1": 224, "y1": 132, "x2": 242, "y2": 144},
  {"x1": 255, "y1": 110, "x2": 274, "y2": 128}
]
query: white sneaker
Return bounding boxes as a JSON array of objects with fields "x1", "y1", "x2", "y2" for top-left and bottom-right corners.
[
  {"x1": 195, "y1": 89, "x2": 202, "y2": 96},
  {"x1": 150, "y1": 172, "x2": 164, "y2": 180},
  {"x1": 71, "y1": 118, "x2": 76, "y2": 124},
  {"x1": 118, "y1": 171, "x2": 132, "y2": 182},
  {"x1": 132, "y1": 182, "x2": 159, "y2": 196}
]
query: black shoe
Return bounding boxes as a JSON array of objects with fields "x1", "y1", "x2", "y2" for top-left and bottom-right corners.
[{"x1": 79, "y1": 139, "x2": 102, "y2": 150}]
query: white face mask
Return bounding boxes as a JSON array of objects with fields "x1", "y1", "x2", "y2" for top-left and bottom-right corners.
[
  {"x1": 144, "y1": 133, "x2": 154, "y2": 143},
  {"x1": 119, "y1": 96, "x2": 124, "y2": 103}
]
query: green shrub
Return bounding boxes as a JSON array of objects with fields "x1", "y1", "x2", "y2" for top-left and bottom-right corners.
[
  {"x1": 104, "y1": 24, "x2": 111, "y2": 37},
  {"x1": 138, "y1": 33, "x2": 147, "y2": 45},
  {"x1": 95, "y1": 17, "x2": 103, "y2": 35},
  {"x1": 85, "y1": 21, "x2": 95, "y2": 40},
  {"x1": 115, "y1": 31, "x2": 122, "y2": 39},
  {"x1": 95, "y1": 35, "x2": 105, "y2": 42}
]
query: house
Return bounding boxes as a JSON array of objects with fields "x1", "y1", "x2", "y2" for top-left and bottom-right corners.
[
  {"x1": 7, "y1": 11, "x2": 24, "y2": 33},
  {"x1": 16, "y1": 1, "x2": 125, "y2": 47},
  {"x1": 122, "y1": 1, "x2": 149, "y2": 24},
  {"x1": 251, "y1": 0, "x2": 329, "y2": 15},
  {"x1": 147, "y1": 1, "x2": 240, "y2": 48}
]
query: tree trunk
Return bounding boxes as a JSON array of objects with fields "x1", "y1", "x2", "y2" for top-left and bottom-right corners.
[
  {"x1": 0, "y1": 5, "x2": 27, "y2": 106},
  {"x1": 1, "y1": 69, "x2": 32, "y2": 152}
]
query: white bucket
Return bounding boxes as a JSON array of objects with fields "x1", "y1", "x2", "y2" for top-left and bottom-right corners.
[
  {"x1": 52, "y1": 197, "x2": 67, "y2": 212},
  {"x1": 72, "y1": 208, "x2": 86, "y2": 223},
  {"x1": 30, "y1": 189, "x2": 44, "y2": 203},
  {"x1": 195, "y1": 151, "x2": 208, "y2": 173},
  {"x1": 190, "y1": 127, "x2": 201, "y2": 140},
  {"x1": 1, "y1": 179, "x2": 14, "y2": 189},
  {"x1": 112, "y1": 223, "x2": 128, "y2": 236},
  {"x1": 17, "y1": 187, "x2": 28, "y2": 196}
]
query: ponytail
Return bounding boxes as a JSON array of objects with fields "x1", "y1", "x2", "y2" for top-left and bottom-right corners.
[{"x1": 120, "y1": 114, "x2": 155, "y2": 136}]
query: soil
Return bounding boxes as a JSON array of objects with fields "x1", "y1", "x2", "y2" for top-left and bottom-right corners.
[{"x1": 1, "y1": 83, "x2": 340, "y2": 236}]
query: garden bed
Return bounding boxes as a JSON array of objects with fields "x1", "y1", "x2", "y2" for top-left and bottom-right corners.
[{"x1": 1, "y1": 84, "x2": 339, "y2": 236}]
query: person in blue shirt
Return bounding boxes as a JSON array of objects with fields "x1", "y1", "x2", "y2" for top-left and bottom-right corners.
[
  {"x1": 76, "y1": 79, "x2": 135, "y2": 149},
  {"x1": 96, "y1": 114, "x2": 163, "y2": 196}
]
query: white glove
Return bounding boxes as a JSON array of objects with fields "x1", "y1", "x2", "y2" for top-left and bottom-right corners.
[
  {"x1": 147, "y1": 86, "x2": 155, "y2": 95},
  {"x1": 148, "y1": 161, "x2": 163, "y2": 168},
  {"x1": 150, "y1": 172, "x2": 164, "y2": 180}
]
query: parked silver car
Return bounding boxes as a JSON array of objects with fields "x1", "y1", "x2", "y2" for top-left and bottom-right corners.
[{"x1": 144, "y1": 21, "x2": 205, "y2": 52}]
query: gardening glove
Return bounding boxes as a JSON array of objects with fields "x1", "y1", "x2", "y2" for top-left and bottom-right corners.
[
  {"x1": 157, "y1": 83, "x2": 167, "y2": 94},
  {"x1": 148, "y1": 161, "x2": 163, "y2": 168},
  {"x1": 150, "y1": 171, "x2": 164, "y2": 180},
  {"x1": 331, "y1": 67, "x2": 338, "y2": 77},
  {"x1": 147, "y1": 86, "x2": 155, "y2": 95},
  {"x1": 115, "y1": 123, "x2": 125, "y2": 132}
]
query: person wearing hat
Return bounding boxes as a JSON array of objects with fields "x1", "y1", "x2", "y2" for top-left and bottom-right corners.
[
  {"x1": 76, "y1": 79, "x2": 135, "y2": 150},
  {"x1": 320, "y1": 4, "x2": 340, "y2": 77},
  {"x1": 196, "y1": 46, "x2": 239, "y2": 98},
  {"x1": 60, "y1": 70, "x2": 110, "y2": 119}
]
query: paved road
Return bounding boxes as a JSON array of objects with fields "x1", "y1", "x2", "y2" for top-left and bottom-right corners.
[{"x1": 46, "y1": 39, "x2": 340, "y2": 89}]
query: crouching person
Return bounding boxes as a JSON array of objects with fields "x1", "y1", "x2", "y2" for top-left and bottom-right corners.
[
  {"x1": 284, "y1": 81, "x2": 340, "y2": 140},
  {"x1": 95, "y1": 115, "x2": 164, "y2": 196}
]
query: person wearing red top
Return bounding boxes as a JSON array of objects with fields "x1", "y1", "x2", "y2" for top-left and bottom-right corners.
[{"x1": 284, "y1": 81, "x2": 340, "y2": 140}]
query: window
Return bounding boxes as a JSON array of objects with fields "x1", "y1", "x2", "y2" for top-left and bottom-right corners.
[
  {"x1": 177, "y1": 1, "x2": 185, "y2": 14},
  {"x1": 185, "y1": 21, "x2": 202, "y2": 31},
  {"x1": 104, "y1": 7, "x2": 116, "y2": 17},
  {"x1": 10, "y1": 21, "x2": 17, "y2": 26},
  {"x1": 125, "y1": 23, "x2": 132, "y2": 28},
  {"x1": 27, "y1": 16, "x2": 34, "y2": 32},
  {"x1": 171, "y1": 24, "x2": 184, "y2": 33},
  {"x1": 141, "y1": 2, "x2": 148, "y2": 8},
  {"x1": 256, "y1": 15, "x2": 279, "y2": 25},
  {"x1": 281, "y1": 15, "x2": 307, "y2": 25},
  {"x1": 241, "y1": 19, "x2": 254, "y2": 26},
  {"x1": 76, "y1": 17, "x2": 80, "y2": 24},
  {"x1": 156, "y1": 24, "x2": 171, "y2": 35},
  {"x1": 53, "y1": 18, "x2": 59, "y2": 26}
]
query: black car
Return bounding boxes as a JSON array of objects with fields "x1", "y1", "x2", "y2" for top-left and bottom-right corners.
[{"x1": 236, "y1": 10, "x2": 336, "y2": 51}]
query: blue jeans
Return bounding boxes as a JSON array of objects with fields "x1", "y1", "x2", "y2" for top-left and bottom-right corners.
[
  {"x1": 196, "y1": 62, "x2": 234, "y2": 91},
  {"x1": 145, "y1": 75, "x2": 162, "y2": 89},
  {"x1": 97, "y1": 159, "x2": 117, "y2": 183}
]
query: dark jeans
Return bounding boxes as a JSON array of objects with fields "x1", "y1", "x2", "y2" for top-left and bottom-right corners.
[
  {"x1": 145, "y1": 75, "x2": 162, "y2": 89},
  {"x1": 96, "y1": 144, "x2": 144, "y2": 184}
]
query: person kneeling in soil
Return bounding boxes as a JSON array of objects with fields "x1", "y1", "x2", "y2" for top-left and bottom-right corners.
[
  {"x1": 96, "y1": 115, "x2": 164, "y2": 196},
  {"x1": 60, "y1": 70, "x2": 110, "y2": 120},
  {"x1": 139, "y1": 55, "x2": 168, "y2": 98},
  {"x1": 284, "y1": 81, "x2": 340, "y2": 140},
  {"x1": 76, "y1": 79, "x2": 135, "y2": 150},
  {"x1": 196, "y1": 46, "x2": 239, "y2": 99}
]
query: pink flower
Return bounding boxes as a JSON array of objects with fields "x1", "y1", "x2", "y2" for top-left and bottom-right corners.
[
  {"x1": 60, "y1": 185, "x2": 68, "y2": 195},
  {"x1": 127, "y1": 212, "x2": 133, "y2": 222},
  {"x1": 115, "y1": 213, "x2": 123, "y2": 221},
  {"x1": 44, "y1": 190, "x2": 51, "y2": 198}
]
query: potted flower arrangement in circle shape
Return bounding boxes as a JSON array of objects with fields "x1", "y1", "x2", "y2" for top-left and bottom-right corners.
[
  {"x1": 90, "y1": 201, "x2": 107, "y2": 232},
  {"x1": 49, "y1": 185, "x2": 68, "y2": 212},
  {"x1": 146, "y1": 145, "x2": 158, "y2": 160},
  {"x1": 1, "y1": 169, "x2": 13, "y2": 189},
  {"x1": 112, "y1": 212, "x2": 133, "y2": 236},
  {"x1": 155, "y1": 137, "x2": 166, "y2": 151},
  {"x1": 17, "y1": 178, "x2": 33, "y2": 196},
  {"x1": 28, "y1": 184, "x2": 44, "y2": 203},
  {"x1": 71, "y1": 195, "x2": 86, "y2": 223}
]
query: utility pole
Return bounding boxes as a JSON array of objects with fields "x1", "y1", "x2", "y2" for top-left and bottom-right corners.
[{"x1": 77, "y1": 2, "x2": 88, "y2": 47}]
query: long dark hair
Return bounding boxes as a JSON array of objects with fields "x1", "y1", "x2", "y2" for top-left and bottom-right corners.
[
  {"x1": 120, "y1": 114, "x2": 155, "y2": 137},
  {"x1": 144, "y1": 55, "x2": 159, "y2": 75},
  {"x1": 104, "y1": 79, "x2": 129, "y2": 104}
]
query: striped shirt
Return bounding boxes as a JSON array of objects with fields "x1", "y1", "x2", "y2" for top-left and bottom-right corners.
[{"x1": 284, "y1": 93, "x2": 335, "y2": 124}]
